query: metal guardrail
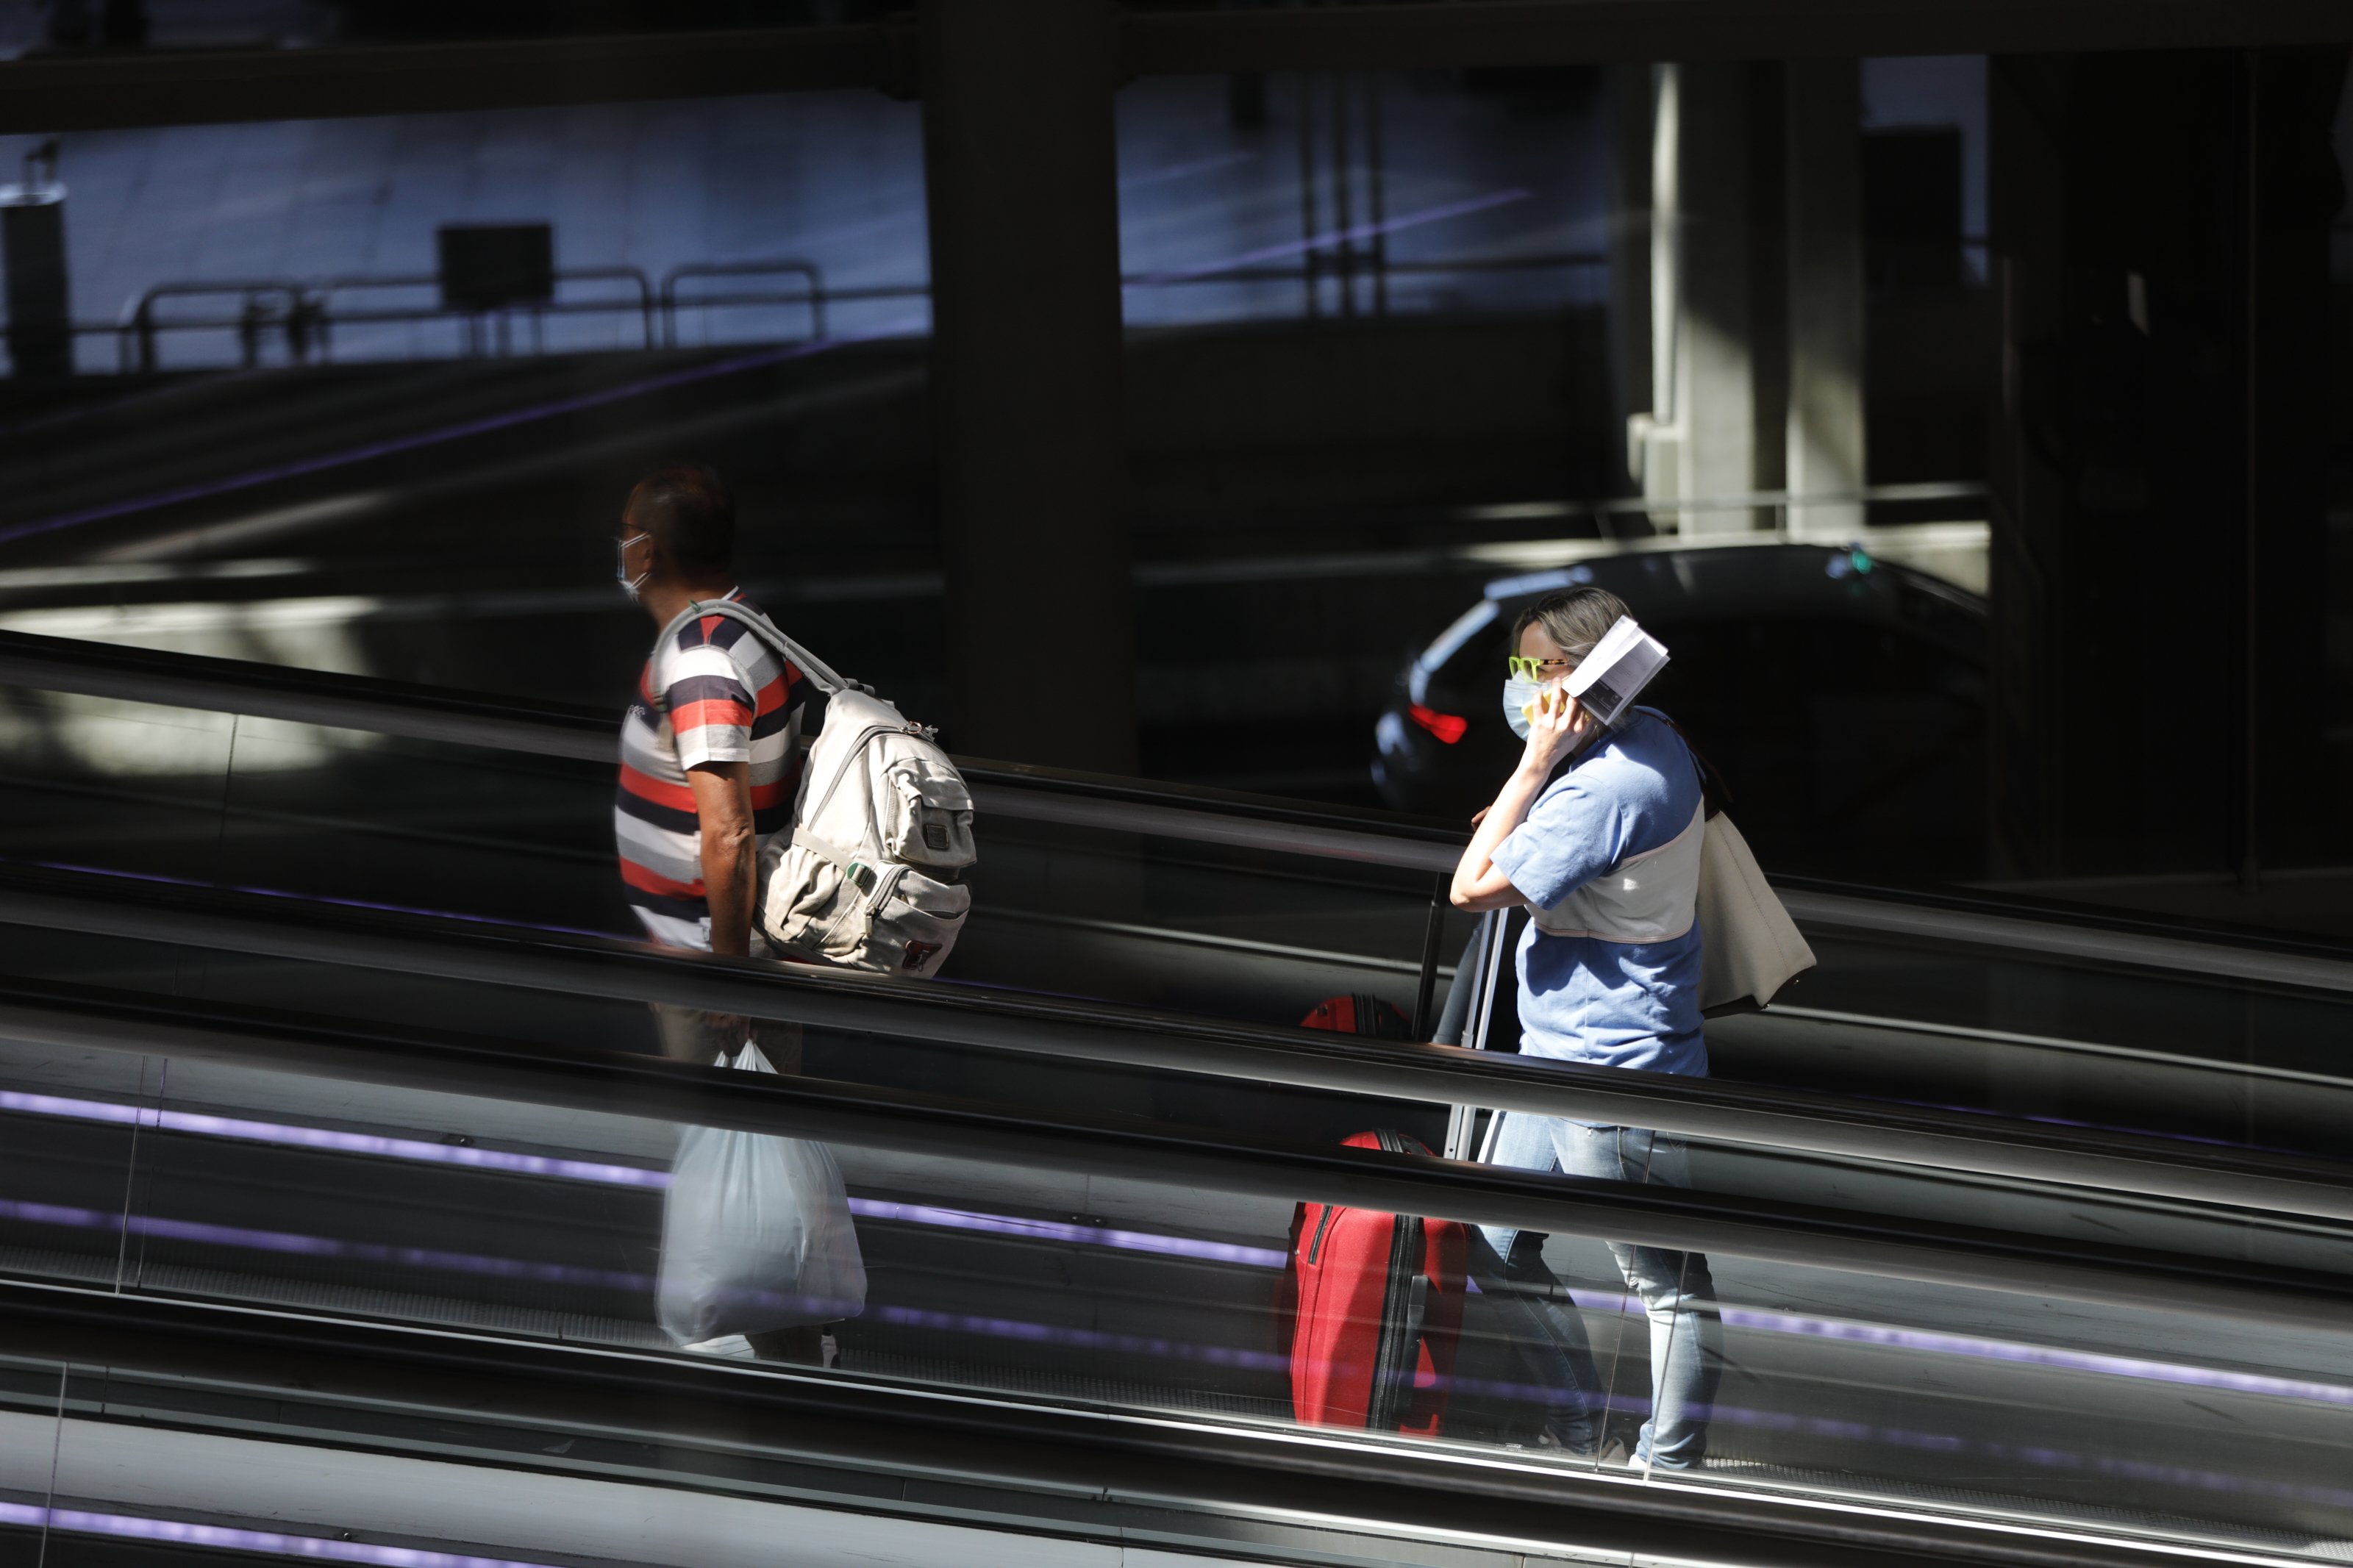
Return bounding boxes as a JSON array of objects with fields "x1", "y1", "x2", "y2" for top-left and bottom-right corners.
[
  {"x1": 89, "y1": 248, "x2": 1613, "y2": 371},
  {"x1": 660, "y1": 259, "x2": 830, "y2": 347},
  {"x1": 113, "y1": 265, "x2": 660, "y2": 373}
]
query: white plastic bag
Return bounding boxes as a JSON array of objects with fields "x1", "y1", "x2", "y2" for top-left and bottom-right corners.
[{"x1": 656, "y1": 1043, "x2": 868, "y2": 1345}]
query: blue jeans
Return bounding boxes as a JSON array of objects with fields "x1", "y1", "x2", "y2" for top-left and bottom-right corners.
[{"x1": 1474, "y1": 1115, "x2": 1723, "y2": 1470}]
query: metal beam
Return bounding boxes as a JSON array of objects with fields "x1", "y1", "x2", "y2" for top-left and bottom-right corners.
[
  {"x1": 0, "y1": 3, "x2": 2346, "y2": 137},
  {"x1": 1126, "y1": 1, "x2": 2353, "y2": 74},
  {"x1": 0, "y1": 24, "x2": 905, "y2": 136}
]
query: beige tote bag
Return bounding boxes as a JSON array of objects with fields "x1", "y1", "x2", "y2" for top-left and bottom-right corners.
[{"x1": 1696, "y1": 811, "x2": 1815, "y2": 1016}]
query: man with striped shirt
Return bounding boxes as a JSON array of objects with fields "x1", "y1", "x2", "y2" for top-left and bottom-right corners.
[{"x1": 613, "y1": 464, "x2": 821, "y2": 1063}]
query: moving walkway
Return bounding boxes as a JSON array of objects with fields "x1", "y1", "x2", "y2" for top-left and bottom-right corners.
[
  {"x1": 1, "y1": 885, "x2": 2351, "y2": 1567},
  {"x1": 2, "y1": 628, "x2": 2353, "y2": 1564}
]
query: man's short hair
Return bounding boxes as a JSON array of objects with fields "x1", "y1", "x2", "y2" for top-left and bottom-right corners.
[
  {"x1": 625, "y1": 463, "x2": 735, "y2": 574},
  {"x1": 1511, "y1": 585, "x2": 1632, "y2": 667}
]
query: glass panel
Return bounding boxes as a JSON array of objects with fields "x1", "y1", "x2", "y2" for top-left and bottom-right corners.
[
  {"x1": 1117, "y1": 70, "x2": 1607, "y2": 329},
  {"x1": 0, "y1": 1356, "x2": 65, "y2": 1560}
]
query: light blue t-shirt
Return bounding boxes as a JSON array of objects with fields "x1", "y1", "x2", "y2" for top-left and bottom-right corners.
[{"x1": 1487, "y1": 709, "x2": 1708, "y2": 1077}]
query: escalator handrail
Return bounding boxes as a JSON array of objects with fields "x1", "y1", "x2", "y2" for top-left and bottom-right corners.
[
  {"x1": 8, "y1": 967, "x2": 2353, "y2": 1336},
  {"x1": 4, "y1": 861, "x2": 2353, "y2": 1226},
  {"x1": 8, "y1": 625, "x2": 2353, "y2": 988},
  {"x1": 0, "y1": 625, "x2": 1464, "y2": 873},
  {"x1": 0, "y1": 1278, "x2": 2212, "y2": 1568}
]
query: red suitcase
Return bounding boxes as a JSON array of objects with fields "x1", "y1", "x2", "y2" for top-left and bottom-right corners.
[
  {"x1": 1281, "y1": 1130, "x2": 1468, "y2": 1434},
  {"x1": 1299, "y1": 994, "x2": 1411, "y2": 1039}
]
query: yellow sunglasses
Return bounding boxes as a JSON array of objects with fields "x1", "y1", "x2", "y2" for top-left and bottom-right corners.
[{"x1": 1507, "y1": 655, "x2": 1575, "y2": 680}]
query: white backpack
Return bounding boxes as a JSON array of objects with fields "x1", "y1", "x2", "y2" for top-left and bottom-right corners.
[{"x1": 661, "y1": 601, "x2": 975, "y2": 980}]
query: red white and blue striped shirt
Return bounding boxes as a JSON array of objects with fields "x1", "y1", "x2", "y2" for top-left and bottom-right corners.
[{"x1": 613, "y1": 591, "x2": 814, "y2": 950}]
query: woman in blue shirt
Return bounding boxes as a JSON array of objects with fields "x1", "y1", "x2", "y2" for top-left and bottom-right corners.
[{"x1": 1449, "y1": 585, "x2": 1722, "y2": 1472}]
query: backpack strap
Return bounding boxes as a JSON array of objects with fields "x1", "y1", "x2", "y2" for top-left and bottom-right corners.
[
  {"x1": 799, "y1": 720, "x2": 906, "y2": 829},
  {"x1": 652, "y1": 597, "x2": 868, "y2": 698}
]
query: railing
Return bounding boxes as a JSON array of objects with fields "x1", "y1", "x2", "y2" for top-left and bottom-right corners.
[
  {"x1": 113, "y1": 264, "x2": 660, "y2": 373},
  {"x1": 660, "y1": 259, "x2": 832, "y2": 346},
  {"x1": 88, "y1": 248, "x2": 1608, "y2": 373}
]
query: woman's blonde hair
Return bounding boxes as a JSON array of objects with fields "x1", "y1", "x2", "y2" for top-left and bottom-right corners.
[{"x1": 1510, "y1": 585, "x2": 1631, "y2": 667}]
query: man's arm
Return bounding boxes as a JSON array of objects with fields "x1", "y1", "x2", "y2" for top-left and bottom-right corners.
[{"x1": 687, "y1": 760, "x2": 757, "y2": 956}]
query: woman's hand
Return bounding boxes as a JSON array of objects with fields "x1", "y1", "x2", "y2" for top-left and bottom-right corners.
[{"x1": 1518, "y1": 684, "x2": 1589, "y2": 776}]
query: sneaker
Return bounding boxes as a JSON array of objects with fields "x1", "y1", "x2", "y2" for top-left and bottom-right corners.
[
  {"x1": 1529, "y1": 1431, "x2": 1632, "y2": 1467},
  {"x1": 1590, "y1": 1437, "x2": 1635, "y2": 1467},
  {"x1": 679, "y1": 1333, "x2": 757, "y2": 1359}
]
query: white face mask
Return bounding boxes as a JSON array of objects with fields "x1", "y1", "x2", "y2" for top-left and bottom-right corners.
[
  {"x1": 1502, "y1": 676, "x2": 1544, "y2": 740},
  {"x1": 615, "y1": 532, "x2": 651, "y2": 602}
]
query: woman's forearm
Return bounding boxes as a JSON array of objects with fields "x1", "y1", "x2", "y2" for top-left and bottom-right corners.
[{"x1": 1451, "y1": 760, "x2": 1549, "y2": 909}]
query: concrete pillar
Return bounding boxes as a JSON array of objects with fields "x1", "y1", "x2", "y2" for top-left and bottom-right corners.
[
  {"x1": 1643, "y1": 62, "x2": 1782, "y2": 534},
  {"x1": 920, "y1": 0, "x2": 1137, "y2": 773},
  {"x1": 1603, "y1": 64, "x2": 1654, "y2": 493},
  {"x1": 1782, "y1": 60, "x2": 1867, "y2": 540}
]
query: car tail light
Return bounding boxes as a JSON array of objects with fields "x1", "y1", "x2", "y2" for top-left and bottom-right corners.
[{"x1": 1408, "y1": 704, "x2": 1468, "y2": 745}]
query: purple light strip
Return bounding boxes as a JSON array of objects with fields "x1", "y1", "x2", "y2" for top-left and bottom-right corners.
[
  {"x1": 869, "y1": 1302, "x2": 1290, "y2": 1374},
  {"x1": 0, "y1": 1196, "x2": 650, "y2": 1292},
  {"x1": 1702, "y1": 1403, "x2": 2353, "y2": 1512},
  {"x1": 1713, "y1": 1306, "x2": 2353, "y2": 1408},
  {"x1": 0, "y1": 1089, "x2": 1280, "y2": 1262},
  {"x1": 0, "y1": 1500, "x2": 570, "y2": 1567},
  {"x1": 0, "y1": 1091, "x2": 665, "y2": 1188},
  {"x1": 846, "y1": 1199, "x2": 1286, "y2": 1270},
  {"x1": 1125, "y1": 188, "x2": 1533, "y2": 288}
]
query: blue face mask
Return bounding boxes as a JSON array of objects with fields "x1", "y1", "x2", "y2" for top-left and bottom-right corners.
[{"x1": 1502, "y1": 676, "x2": 1543, "y2": 740}]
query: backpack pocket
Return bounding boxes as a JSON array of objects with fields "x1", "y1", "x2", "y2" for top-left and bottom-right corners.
[
  {"x1": 755, "y1": 839, "x2": 866, "y2": 965},
  {"x1": 869, "y1": 864, "x2": 971, "y2": 979},
  {"x1": 876, "y1": 755, "x2": 976, "y2": 871},
  {"x1": 755, "y1": 837, "x2": 970, "y2": 977}
]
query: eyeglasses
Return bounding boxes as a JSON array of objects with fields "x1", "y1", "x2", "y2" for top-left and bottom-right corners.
[{"x1": 1507, "y1": 655, "x2": 1575, "y2": 680}]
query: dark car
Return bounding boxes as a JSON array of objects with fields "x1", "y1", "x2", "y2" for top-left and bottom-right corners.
[{"x1": 1373, "y1": 542, "x2": 1989, "y2": 882}]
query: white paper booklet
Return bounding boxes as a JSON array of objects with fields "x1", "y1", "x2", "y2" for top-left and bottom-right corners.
[{"x1": 1566, "y1": 616, "x2": 1669, "y2": 727}]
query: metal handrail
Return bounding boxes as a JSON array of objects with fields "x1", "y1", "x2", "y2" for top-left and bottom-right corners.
[
  {"x1": 1, "y1": 626, "x2": 2349, "y2": 994},
  {"x1": 93, "y1": 249, "x2": 1621, "y2": 372},
  {"x1": 116, "y1": 279, "x2": 310, "y2": 374},
  {"x1": 1, "y1": 942, "x2": 2350, "y2": 1334},
  {"x1": 0, "y1": 1286, "x2": 2212, "y2": 1568},
  {"x1": 660, "y1": 259, "x2": 828, "y2": 347},
  {"x1": 116, "y1": 265, "x2": 660, "y2": 371},
  {"x1": 1, "y1": 860, "x2": 2351, "y2": 1227},
  {"x1": 321, "y1": 265, "x2": 659, "y2": 352}
]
